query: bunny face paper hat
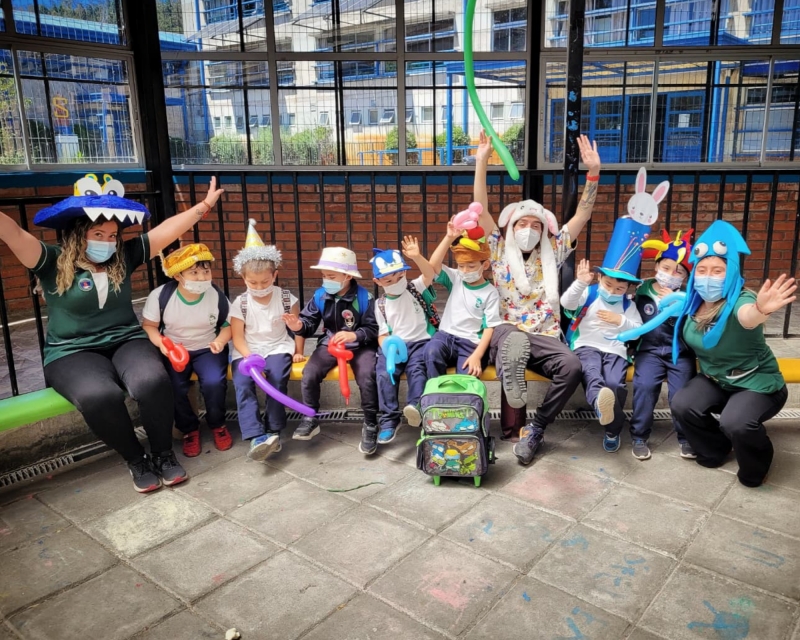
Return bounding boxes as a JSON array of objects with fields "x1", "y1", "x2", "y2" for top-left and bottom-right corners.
[
  {"x1": 233, "y1": 218, "x2": 282, "y2": 274},
  {"x1": 597, "y1": 168, "x2": 670, "y2": 284}
]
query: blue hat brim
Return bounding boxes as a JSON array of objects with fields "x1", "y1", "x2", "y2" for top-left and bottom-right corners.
[
  {"x1": 33, "y1": 195, "x2": 151, "y2": 230},
  {"x1": 373, "y1": 264, "x2": 412, "y2": 278},
  {"x1": 597, "y1": 267, "x2": 642, "y2": 284}
]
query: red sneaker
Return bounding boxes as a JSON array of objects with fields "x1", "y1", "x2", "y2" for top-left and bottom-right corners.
[
  {"x1": 211, "y1": 425, "x2": 233, "y2": 451},
  {"x1": 182, "y1": 430, "x2": 201, "y2": 458}
]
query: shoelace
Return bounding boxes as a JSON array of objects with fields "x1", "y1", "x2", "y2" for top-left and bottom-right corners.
[{"x1": 158, "y1": 451, "x2": 179, "y2": 469}]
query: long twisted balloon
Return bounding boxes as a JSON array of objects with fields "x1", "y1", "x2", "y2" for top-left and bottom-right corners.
[{"x1": 615, "y1": 292, "x2": 686, "y2": 343}]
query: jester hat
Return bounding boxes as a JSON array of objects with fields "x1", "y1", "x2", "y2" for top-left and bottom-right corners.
[
  {"x1": 370, "y1": 248, "x2": 410, "y2": 279},
  {"x1": 641, "y1": 229, "x2": 694, "y2": 273},
  {"x1": 33, "y1": 174, "x2": 150, "y2": 230},
  {"x1": 233, "y1": 218, "x2": 282, "y2": 274},
  {"x1": 162, "y1": 243, "x2": 215, "y2": 278}
]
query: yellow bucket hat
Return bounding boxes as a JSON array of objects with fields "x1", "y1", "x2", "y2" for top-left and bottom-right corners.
[{"x1": 161, "y1": 243, "x2": 215, "y2": 278}]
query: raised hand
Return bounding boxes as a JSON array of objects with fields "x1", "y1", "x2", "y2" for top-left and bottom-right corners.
[
  {"x1": 282, "y1": 313, "x2": 302, "y2": 332},
  {"x1": 446, "y1": 220, "x2": 461, "y2": 239},
  {"x1": 756, "y1": 274, "x2": 797, "y2": 315},
  {"x1": 401, "y1": 236, "x2": 420, "y2": 260},
  {"x1": 476, "y1": 129, "x2": 493, "y2": 163},
  {"x1": 577, "y1": 135, "x2": 601, "y2": 175},
  {"x1": 203, "y1": 176, "x2": 225, "y2": 208},
  {"x1": 576, "y1": 259, "x2": 594, "y2": 284}
]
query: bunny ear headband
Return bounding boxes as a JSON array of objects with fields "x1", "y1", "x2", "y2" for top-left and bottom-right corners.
[{"x1": 497, "y1": 199, "x2": 560, "y2": 306}]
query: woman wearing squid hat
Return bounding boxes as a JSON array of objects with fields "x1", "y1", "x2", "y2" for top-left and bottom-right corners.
[{"x1": 0, "y1": 173, "x2": 224, "y2": 493}]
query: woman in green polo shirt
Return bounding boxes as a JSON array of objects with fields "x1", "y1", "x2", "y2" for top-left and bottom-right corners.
[
  {"x1": 0, "y1": 174, "x2": 224, "y2": 493},
  {"x1": 670, "y1": 221, "x2": 796, "y2": 488}
]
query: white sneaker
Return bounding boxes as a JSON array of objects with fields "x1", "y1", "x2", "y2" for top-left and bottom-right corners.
[{"x1": 403, "y1": 404, "x2": 422, "y2": 427}]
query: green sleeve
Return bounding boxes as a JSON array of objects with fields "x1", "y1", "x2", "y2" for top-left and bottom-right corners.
[
  {"x1": 30, "y1": 242, "x2": 58, "y2": 277},
  {"x1": 124, "y1": 233, "x2": 150, "y2": 270},
  {"x1": 435, "y1": 268, "x2": 453, "y2": 293}
]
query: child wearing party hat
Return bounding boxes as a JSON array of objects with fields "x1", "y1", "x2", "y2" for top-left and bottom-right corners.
[
  {"x1": 142, "y1": 243, "x2": 233, "y2": 457},
  {"x1": 229, "y1": 220, "x2": 305, "y2": 462},
  {"x1": 371, "y1": 237, "x2": 440, "y2": 444},
  {"x1": 422, "y1": 221, "x2": 502, "y2": 378},
  {"x1": 283, "y1": 247, "x2": 380, "y2": 454},
  {"x1": 628, "y1": 229, "x2": 696, "y2": 461}
]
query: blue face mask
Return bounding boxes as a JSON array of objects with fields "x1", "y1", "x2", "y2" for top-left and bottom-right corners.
[
  {"x1": 598, "y1": 286, "x2": 624, "y2": 305},
  {"x1": 694, "y1": 276, "x2": 726, "y2": 302},
  {"x1": 322, "y1": 278, "x2": 344, "y2": 295},
  {"x1": 85, "y1": 240, "x2": 116, "y2": 264}
]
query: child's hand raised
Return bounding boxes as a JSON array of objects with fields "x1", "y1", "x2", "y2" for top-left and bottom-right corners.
[
  {"x1": 577, "y1": 259, "x2": 594, "y2": 284},
  {"x1": 283, "y1": 313, "x2": 302, "y2": 332},
  {"x1": 476, "y1": 130, "x2": 493, "y2": 163},
  {"x1": 597, "y1": 310, "x2": 622, "y2": 326},
  {"x1": 402, "y1": 236, "x2": 420, "y2": 260},
  {"x1": 446, "y1": 220, "x2": 461, "y2": 239}
]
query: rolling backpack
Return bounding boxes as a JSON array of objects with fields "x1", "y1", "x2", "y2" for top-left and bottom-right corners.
[{"x1": 416, "y1": 374, "x2": 495, "y2": 487}]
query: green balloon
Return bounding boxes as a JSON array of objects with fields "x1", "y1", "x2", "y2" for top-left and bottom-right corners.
[{"x1": 463, "y1": 0, "x2": 520, "y2": 181}]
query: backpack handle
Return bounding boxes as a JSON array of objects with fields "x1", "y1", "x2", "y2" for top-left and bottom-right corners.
[{"x1": 437, "y1": 377, "x2": 469, "y2": 391}]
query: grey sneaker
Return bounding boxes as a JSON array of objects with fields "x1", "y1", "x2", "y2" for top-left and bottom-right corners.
[
  {"x1": 631, "y1": 438, "x2": 651, "y2": 460},
  {"x1": 513, "y1": 425, "x2": 544, "y2": 465},
  {"x1": 595, "y1": 388, "x2": 616, "y2": 426},
  {"x1": 501, "y1": 331, "x2": 530, "y2": 409},
  {"x1": 293, "y1": 417, "x2": 320, "y2": 440},
  {"x1": 680, "y1": 442, "x2": 697, "y2": 459},
  {"x1": 359, "y1": 422, "x2": 378, "y2": 455},
  {"x1": 403, "y1": 404, "x2": 422, "y2": 427},
  {"x1": 128, "y1": 456, "x2": 162, "y2": 493},
  {"x1": 151, "y1": 450, "x2": 188, "y2": 486}
]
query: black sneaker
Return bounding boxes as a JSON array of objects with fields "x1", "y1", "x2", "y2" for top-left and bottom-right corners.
[
  {"x1": 151, "y1": 450, "x2": 188, "y2": 486},
  {"x1": 128, "y1": 456, "x2": 162, "y2": 493},
  {"x1": 501, "y1": 331, "x2": 530, "y2": 409},
  {"x1": 631, "y1": 438, "x2": 651, "y2": 460},
  {"x1": 359, "y1": 422, "x2": 378, "y2": 455},
  {"x1": 513, "y1": 425, "x2": 544, "y2": 465},
  {"x1": 293, "y1": 417, "x2": 320, "y2": 440},
  {"x1": 680, "y1": 442, "x2": 698, "y2": 459}
]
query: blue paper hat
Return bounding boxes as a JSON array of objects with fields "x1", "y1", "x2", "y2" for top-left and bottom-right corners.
[
  {"x1": 33, "y1": 174, "x2": 150, "y2": 230},
  {"x1": 597, "y1": 217, "x2": 650, "y2": 284},
  {"x1": 370, "y1": 248, "x2": 410, "y2": 279}
]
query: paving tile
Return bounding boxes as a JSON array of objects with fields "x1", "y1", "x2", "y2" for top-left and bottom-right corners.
[
  {"x1": 195, "y1": 551, "x2": 356, "y2": 640},
  {"x1": 717, "y1": 482, "x2": 800, "y2": 538},
  {"x1": 265, "y1": 433, "x2": 355, "y2": 477},
  {"x1": 367, "y1": 425, "x2": 420, "y2": 468},
  {"x1": 640, "y1": 565, "x2": 797, "y2": 640},
  {"x1": 498, "y1": 459, "x2": 611, "y2": 520},
  {"x1": 545, "y1": 423, "x2": 641, "y2": 481},
  {"x1": 174, "y1": 433, "x2": 249, "y2": 477},
  {"x1": 765, "y1": 451, "x2": 800, "y2": 492},
  {"x1": 0, "y1": 527, "x2": 115, "y2": 615},
  {"x1": 369, "y1": 537, "x2": 517, "y2": 637},
  {"x1": 10, "y1": 565, "x2": 180, "y2": 640},
  {"x1": 622, "y1": 452, "x2": 735, "y2": 509},
  {"x1": 531, "y1": 524, "x2": 675, "y2": 621},
  {"x1": 441, "y1": 494, "x2": 571, "y2": 571},
  {"x1": 84, "y1": 490, "x2": 214, "y2": 558},
  {"x1": 769, "y1": 424, "x2": 800, "y2": 455},
  {"x1": 684, "y1": 515, "x2": 800, "y2": 600},
  {"x1": 465, "y1": 577, "x2": 629, "y2": 640},
  {"x1": 132, "y1": 519, "x2": 277, "y2": 601},
  {"x1": 304, "y1": 449, "x2": 414, "y2": 500},
  {"x1": 177, "y1": 457, "x2": 291, "y2": 513},
  {"x1": 294, "y1": 505, "x2": 429, "y2": 587},
  {"x1": 0, "y1": 498, "x2": 69, "y2": 553},
  {"x1": 302, "y1": 593, "x2": 447, "y2": 640},
  {"x1": 367, "y1": 473, "x2": 487, "y2": 531},
  {"x1": 584, "y1": 485, "x2": 707, "y2": 555},
  {"x1": 0, "y1": 624, "x2": 16, "y2": 640},
  {"x1": 626, "y1": 629, "x2": 666, "y2": 640},
  {"x1": 231, "y1": 479, "x2": 352, "y2": 544},
  {"x1": 136, "y1": 610, "x2": 220, "y2": 640}
]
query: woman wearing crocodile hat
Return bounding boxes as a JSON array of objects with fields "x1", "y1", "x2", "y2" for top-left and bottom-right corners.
[{"x1": 0, "y1": 174, "x2": 224, "y2": 493}]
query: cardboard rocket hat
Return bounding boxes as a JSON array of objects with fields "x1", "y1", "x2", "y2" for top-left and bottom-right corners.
[{"x1": 232, "y1": 218, "x2": 282, "y2": 274}]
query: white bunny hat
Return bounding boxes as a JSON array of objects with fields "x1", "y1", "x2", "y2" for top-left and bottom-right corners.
[
  {"x1": 498, "y1": 199, "x2": 560, "y2": 309},
  {"x1": 627, "y1": 167, "x2": 670, "y2": 225}
]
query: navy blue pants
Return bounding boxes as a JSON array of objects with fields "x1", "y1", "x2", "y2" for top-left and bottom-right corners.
[
  {"x1": 424, "y1": 330, "x2": 484, "y2": 378},
  {"x1": 166, "y1": 346, "x2": 229, "y2": 434},
  {"x1": 576, "y1": 346, "x2": 628, "y2": 436},
  {"x1": 377, "y1": 338, "x2": 428, "y2": 429},
  {"x1": 630, "y1": 350, "x2": 695, "y2": 443},
  {"x1": 232, "y1": 353, "x2": 293, "y2": 440}
]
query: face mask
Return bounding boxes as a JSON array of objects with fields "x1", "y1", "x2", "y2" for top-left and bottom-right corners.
[
  {"x1": 655, "y1": 270, "x2": 685, "y2": 291},
  {"x1": 598, "y1": 287, "x2": 624, "y2": 305},
  {"x1": 322, "y1": 278, "x2": 344, "y2": 295},
  {"x1": 247, "y1": 285, "x2": 274, "y2": 298},
  {"x1": 181, "y1": 278, "x2": 212, "y2": 295},
  {"x1": 383, "y1": 276, "x2": 407, "y2": 296},
  {"x1": 694, "y1": 276, "x2": 725, "y2": 302},
  {"x1": 85, "y1": 240, "x2": 116, "y2": 264},
  {"x1": 462, "y1": 269, "x2": 483, "y2": 283},
  {"x1": 514, "y1": 228, "x2": 541, "y2": 252}
]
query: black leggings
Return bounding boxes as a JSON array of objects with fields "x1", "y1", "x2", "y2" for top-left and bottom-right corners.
[{"x1": 44, "y1": 339, "x2": 174, "y2": 462}]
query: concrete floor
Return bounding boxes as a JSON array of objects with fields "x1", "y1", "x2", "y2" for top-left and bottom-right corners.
[{"x1": 1, "y1": 416, "x2": 800, "y2": 640}]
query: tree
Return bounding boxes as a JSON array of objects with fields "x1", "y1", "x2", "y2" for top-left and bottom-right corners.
[
  {"x1": 0, "y1": 75, "x2": 25, "y2": 165},
  {"x1": 209, "y1": 133, "x2": 246, "y2": 164},
  {"x1": 156, "y1": 0, "x2": 185, "y2": 34},
  {"x1": 282, "y1": 126, "x2": 335, "y2": 165},
  {"x1": 251, "y1": 126, "x2": 274, "y2": 165},
  {"x1": 435, "y1": 125, "x2": 470, "y2": 163},
  {"x1": 385, "y1": 126, "x2": 418, "y2": 165},
  {"x1": 501, "y1": 123, "x2": 525, "y2": 164}
]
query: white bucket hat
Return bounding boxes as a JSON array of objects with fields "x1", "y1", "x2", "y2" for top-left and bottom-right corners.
[{"x1": 310, "y1": 247, "x2": 363, "y2": 278}]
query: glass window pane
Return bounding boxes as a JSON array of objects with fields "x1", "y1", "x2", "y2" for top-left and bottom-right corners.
[
  {"x1": 781, "y1": 0, "x2": 800, "y2": 43},
  {"x1": 765, "y1": 59, "x2": 800, "y2": 160},
  {"x1": 15, "y1": 0, "x2": 124, "y2": 44},
  {"x1": 158, "y1": 0, "x2": 243, "y2": 52},
  {"x1": 720, "y1": 0, "x2": 774, "y2": 44},
  {"x1": 0, "y1": 51, "x2": 26, "y2": 165},
  {"x1": 664, "y1": 0, "x2": 711, "y2": 45},
  {"x1": 544, "y1": 0, "x2": 568, "y2": 48}
]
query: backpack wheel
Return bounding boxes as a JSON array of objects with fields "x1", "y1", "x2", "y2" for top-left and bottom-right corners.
[{"x1": 433, "y1": 475, "x2": 441, "y2": 486}]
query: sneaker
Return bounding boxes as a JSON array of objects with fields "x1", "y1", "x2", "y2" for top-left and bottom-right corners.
[
  {"x1": 603, "y1": 432, "x2": 621, "y2": 453},
  {"x1": 513, "y1": 425, "x2": 544, "y2": 465},
  {"x1": 248, "y1": 433, "x2": 281, "y2": 461},
  {"x1": 377, "y1": 425, "x2": 398, "y2": 444},
  {"x1": 501, "y1": 331, "x2": 530, "y2": 409},
  {"x1": 631, "y1": 438, "x2": 651, "y2": 460},
  {"x1": 151, "y1": 450, "x2": 188, "y2": 486},
  {"x1": 211, "y1": 425, "x2": 233, "y2": 451},
  {"x1": 182, "y1": 430, "x2": 201, "y2": 458},
  {"x1": 128, "y1": 456, "x2": 162, "y2": 493},
  {"x1": 293, "y1": 417, "x2": 320, "y2": 440},
  {"x1": 680, "y1": 442, "x2": 698, "y2": 459},
  {"x1": 403, "y1": 404, "x2": 422, "y2": 427},
  {"x1": 595, "y1": 388, "x2": 616, "y2": 426},
  {"x1": 359, "y1": 422, "x2": 378, "y2": 455}
]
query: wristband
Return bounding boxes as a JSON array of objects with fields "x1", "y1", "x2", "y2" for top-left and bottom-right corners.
[
  {"x1": 196, "y1": 201, "x2": 212, "y2": 218},
  {"x1": 755, "y1": 300, "x2": 771, "y2": 316},
  {"x1": 586, "y1": 174, "x2": 600, "y2": 182}
]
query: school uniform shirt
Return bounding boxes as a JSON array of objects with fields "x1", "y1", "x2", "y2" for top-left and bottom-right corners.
[
  {"x1": 560, "y1": 280, "x2": 643, "y2": 358},
  {"x1": 229, "y1": 290, "x2": 298, "y2": 360},
  {"x1": 435, "y1": 265, "x2": 503, "y2": 345},
  {"x1": 376, "y1": 275, "x2": 432, "y2": 343},
  {"x1": 142, "y1": 285, "x2": 230, "y2": 353},
  {"x1": 31, "y1": 236, "x2": 150, "y2": 367}
]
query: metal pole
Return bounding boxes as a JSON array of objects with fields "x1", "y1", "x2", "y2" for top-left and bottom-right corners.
[{"x1": 561, "y1": 0, "x2": 585, "y2": 225}]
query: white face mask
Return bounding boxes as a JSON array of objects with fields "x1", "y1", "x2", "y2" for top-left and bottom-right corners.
[
  {"x1": 248, "y1": 285, "x2": 274, "y2": 298},
  {"x1": 462, "y1": 269, "x2": 483, "y2": 283},
  {"x1": 181, "y1": 278, "x2": 212, "y2": 295},
  {"x1": 514, "y1": 227, "x2": 541, "y2": 252},
  {"x1": 383, "y1": 276, "x2": 407, "y2": 296}
]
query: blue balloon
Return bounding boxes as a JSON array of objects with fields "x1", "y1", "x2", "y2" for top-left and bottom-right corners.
[
  {"x1": 382, "y1": 335, "x2": 408, "y2": 385},
  {"x1": 614, "y1": 291, "x2": 686, "y2": 343}
]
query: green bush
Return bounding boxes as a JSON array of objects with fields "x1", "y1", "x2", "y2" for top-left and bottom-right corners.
[
  {"x1": 209, "y1": 133, "x2": 246, "y2": 164},
  {"x1": 385, "y1": 126, "x2": 418, "y2": 165},
  {"x1": 282, "y1": 126, "x2": 335, "y2": 165},
  {"x1": 501, "y1": 123, "x2": 525, "y2": 164},
  {"x1": 251, "y1": 126, "x2": 274, "y2": 165},
  {"x1": 435, "y1": 125, "x2": 471, "y2": 163}
]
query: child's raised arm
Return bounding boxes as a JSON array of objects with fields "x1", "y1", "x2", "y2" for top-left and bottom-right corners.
[
  {"x1": 428, "y1": 221, "x2": 461, "y2": 275},
  {"x1": 401, "y1": 236, "x2": 435, "y2": 287}
]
